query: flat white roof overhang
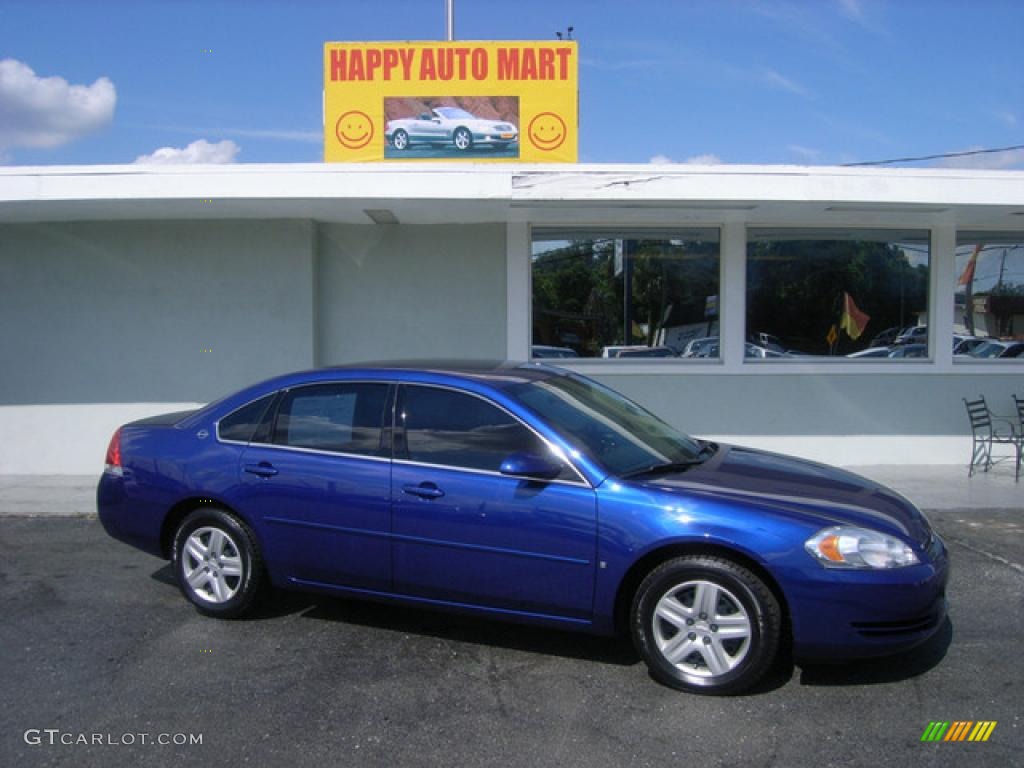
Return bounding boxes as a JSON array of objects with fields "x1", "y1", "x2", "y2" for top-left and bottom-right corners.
[{"x1": 1, "y1": 162, "x2": 1022, "y2": 229}]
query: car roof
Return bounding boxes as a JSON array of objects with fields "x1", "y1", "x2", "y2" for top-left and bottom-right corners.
[
  {"x1": 297, "y1": 359, "x2": 567, "y2": 389},
  {"x1": 186, "y1": 360, "x2": 570, "y2": 427}
]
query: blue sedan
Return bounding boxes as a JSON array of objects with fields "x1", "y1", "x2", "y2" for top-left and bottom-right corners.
[{"x1": 98, "y1": 361, "x2": 948, "y2": 694}]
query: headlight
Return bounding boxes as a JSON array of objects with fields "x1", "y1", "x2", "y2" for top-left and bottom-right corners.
[{"x1": 805, "y1": 526, "x2": 919, "y2": 569}]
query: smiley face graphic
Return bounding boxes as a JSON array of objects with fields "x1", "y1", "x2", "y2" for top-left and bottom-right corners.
[
  {"x1": 527, "y1": 112, "x2": 567, "y2": 152},
  {"x1": 335, "y1": 110, "x2": 374, "y2": 150}
]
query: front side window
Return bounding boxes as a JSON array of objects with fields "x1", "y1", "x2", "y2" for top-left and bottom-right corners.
[
  {"x1": 746, "y1": 229, "x2": 930, "y2": 359},
  {"x1": 400, "y1": 385, "x2": 572, "y2": 478},
  {"x1": 954, "y1": 233, "x2": 1024, "y2": 361},
  {"x1": 273, "y1": 383, "x2": 388, "y2": 456},
  {"x1": 511, "y1": 373, "x2": 703, "y2": 476},
  {"x1": 532, "y1": 229, "x2": 720, "y2": 359}
]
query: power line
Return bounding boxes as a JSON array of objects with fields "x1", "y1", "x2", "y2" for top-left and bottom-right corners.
[{"x1": 842, "y1": 143, "x2": 1024, "y2": 167}]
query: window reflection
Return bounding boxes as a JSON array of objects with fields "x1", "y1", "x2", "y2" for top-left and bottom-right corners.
[
  {"x1": 954, "y1": 233, "x2": 1024, "y2": 360},
  {"x1": 746, "y1": 229, "x2": 930, "y2": 359},
  {"x1": 531, "y1": 230, "x2": 720, "y2": 359}
]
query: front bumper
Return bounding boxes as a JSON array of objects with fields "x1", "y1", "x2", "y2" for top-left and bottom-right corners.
[
  {"x1": 473, "y1": 132, "x2": 518, "y2": 144},
  {"x1": 786, "y1": 534, "x2": 950, "y2": 660}
]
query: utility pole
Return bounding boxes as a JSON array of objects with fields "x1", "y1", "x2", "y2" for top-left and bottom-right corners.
[
  {"x1": 622, "y1": 240, "x2": 633, "y2": 345},
  {"x1": 445, "y1": 0, "x2": 455, "y2": 41}
]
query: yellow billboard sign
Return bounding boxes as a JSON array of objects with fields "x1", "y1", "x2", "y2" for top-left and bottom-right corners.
[{"x1": 323, "y1": 41, "x2": 578, "y2": 163}]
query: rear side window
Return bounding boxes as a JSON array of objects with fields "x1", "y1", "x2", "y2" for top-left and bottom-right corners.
[
  {"x1": 218, "y1": 394, "x2": 277, "y2": 443},
  {"x1": 401, "y1": 385, "x2": 573, "y2": 478},
  {"x1": 273, "y1": 383, "x2": 388, "y2": 456}
]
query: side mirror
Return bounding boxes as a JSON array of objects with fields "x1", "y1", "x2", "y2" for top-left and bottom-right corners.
[{"x1": 499, "y1": 452, "x2": 563, "y2": 480}]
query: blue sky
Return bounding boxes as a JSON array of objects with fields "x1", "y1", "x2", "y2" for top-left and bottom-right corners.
[{"x1": 1, "y1": 0, "x2": 1022, "y2": 167}]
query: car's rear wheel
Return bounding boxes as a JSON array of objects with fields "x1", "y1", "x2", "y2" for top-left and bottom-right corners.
[
  {"x1": 631, "y1": 555, "x2": 780, "y2": 694},
  {"x1": 453, "y1": 127, "x2": 473, "y2": 151},
  {"x1": 172, "y1": 507, "x2": 265, "y2": 618},
  {"x1": 392, "y1": 129, "x2": 409, "y2": 150}
]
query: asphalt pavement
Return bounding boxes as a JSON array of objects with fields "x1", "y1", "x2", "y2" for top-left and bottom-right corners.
[{"x1": 0, "y1": 474, "x2": 1022, "y2": 768}]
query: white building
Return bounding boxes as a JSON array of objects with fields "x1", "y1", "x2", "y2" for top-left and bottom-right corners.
[{"x1": 1, "y1": 162, "x2": 1022, "y2": 474}]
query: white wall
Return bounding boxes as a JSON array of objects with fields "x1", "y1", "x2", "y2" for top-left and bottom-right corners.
[
  {"x1": 316, "y1": 223, "x2": 507, "y2": 364},
  {"x1": 589, "y1": 372, "x2": 1018, "y2": 465},
  {"x1": 0, "y1": 215, "x2": 1017, "y2": 473},
  {"x1": 0, "y1": 220, "x2": 315, "y2": 473}
]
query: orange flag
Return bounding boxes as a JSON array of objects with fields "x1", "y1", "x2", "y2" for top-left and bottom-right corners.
[
  {"x1": 839, "y1": 292, "x2": 870, "y2": 340},
  {"x1": 958, "y1": 244, "x2": 983, "y2": 286}
]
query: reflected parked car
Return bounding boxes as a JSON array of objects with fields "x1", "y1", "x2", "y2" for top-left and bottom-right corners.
[
  {"x1": 847, "y1": 347, "x2": 891, "y2": 358},
  {"x1": 748, "y1": 332, "x2": 785, "y2": 353},
  {"x1": 888, "y1": 344, "x2": 928, "y2": 358},
  {"x1": 385, "y1": 107, "x2": 518, "y2": 151},
  {"x1": 868, "y1": 326, "x2": 901, "y2": 348},
  {"x1": 966, "y1": 340, "x2": 1024, "y2": 358},
  {"x1": 681, "y1": 336, "x2": 718, "y2": 358},
  {"x1": 952, "y1": 336, "x2": 985, "y2": 355},
  {"x1": 98, "y1": 361, "x2": 948, "y2": 695},
  {"x1": 601, "y1": 345, "x2": 676, "y2": 358},
  {"x1": 531, "y1": 345, "x2": 579, "y2": 359},
  {"x1": 614, "y1": 346, "x2": 676, "y2": 358},
  {"x1": 745, "y1": 343, "x2": 789, "y2": 358},
  {"x1": 894, "y1": 326, "x2": 927, "y2": 346}
]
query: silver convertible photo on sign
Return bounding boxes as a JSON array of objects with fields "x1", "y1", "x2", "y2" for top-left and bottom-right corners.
[{"x1": 385, "y1": 107, "x2": 519, "y2": 152}]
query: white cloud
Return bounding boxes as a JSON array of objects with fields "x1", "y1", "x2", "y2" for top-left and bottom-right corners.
[
  {"x1": 0, "y1": 58, "x2": 116, "y2": 149},
  {"x1": 649, "y1": 153, "x2": 722, "y2": 165},
  {"x1": 992, "y1": 110, "x2": 1018, "y2": 127},
  {"x1": 684, "y1": 154, "x2": 722, "y2": 165},
  {"x1": 787, "y1": 144, "x2": 822, "y2": 161},
  {"x1": 156, "y1": 126, "x2": 320, "y2": 144},
  {"x1": 217, "y1": 128, "x2": 320, "y2": 143},
  {"x1": 936, "y1": 147, "x2": 1024, "y2": 170},
  {"x1": 134, "y1": 138, "x2": 240, "y2": 164},
  {"x1": 761, "y1": 68, "x2": 810, "y2": 97},
  {"x1": 838, "y1": 0, "x2": 864, "y2": 22}
]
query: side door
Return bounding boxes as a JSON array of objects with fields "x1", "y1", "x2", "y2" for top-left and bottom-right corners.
[
  {"x1": 235, "y1": 381, "x2": 393, "y2": 591},
  {"x1": 390, "y1": 384, "x2": 597, "y2": 621}
]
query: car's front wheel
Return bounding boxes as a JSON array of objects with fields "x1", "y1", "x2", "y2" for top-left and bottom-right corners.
[
  {"x1": 172, "y1": 507, "x2": 265, "y2": 618},
  {"x1": 391, "y1": 129, "x2": 409, "y2": 150},
  {"x1": 453, "y1": 127, "x2": 473, "y2": 151},
  {"x1": 631, "y1": 555, "x2": 781, "y2": 694}
]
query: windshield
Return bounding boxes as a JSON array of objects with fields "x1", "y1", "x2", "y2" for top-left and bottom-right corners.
[
  {"x1": 435, "y1": 107, "x2": 474, "y2": 119},
  {"x1": 512, "y1": 373, "x2": 704, "y2": 476}
]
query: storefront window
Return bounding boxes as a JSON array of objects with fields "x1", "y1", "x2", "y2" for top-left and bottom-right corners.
[
  {"x1": 531, "y1": 229, "x2": 720, "y2": 359},
  {"x1": 953, "y1": 233, "x2": 1024, "y2": 360},
  {"x1": 746, "y1": 229, "x2": 930, "y2": 359}
]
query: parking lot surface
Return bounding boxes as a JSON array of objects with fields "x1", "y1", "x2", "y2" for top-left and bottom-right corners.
[{"x1": 1, "y1": 507, "x2": 1021, "y2": 768}]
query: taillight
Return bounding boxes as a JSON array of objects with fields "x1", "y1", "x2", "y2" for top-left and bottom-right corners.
[{"x1": 104, "y1": 427, "x2": 123, "y2": 475}]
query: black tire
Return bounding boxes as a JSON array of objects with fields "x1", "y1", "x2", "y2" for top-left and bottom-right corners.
[
  {"x1": 172, "y1": 507, "x2": 265, "y2": 618},
  {"x1": 392, "y1": 129, "x2": 409, "y2": 150},
  {"x1": 631, "y1": 555, "x2": 781, "y2": 695},
  {"x1": 452, "y1": 127, "x2": 473, "y2": 151}
]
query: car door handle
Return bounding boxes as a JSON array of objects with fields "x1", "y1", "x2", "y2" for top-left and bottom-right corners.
[
  {"x1": 244, "y1": 462, "x2": 278, "y2": 478},
  {"x1": 402, "y1": 482, "x2": 445, "y2": 500}
]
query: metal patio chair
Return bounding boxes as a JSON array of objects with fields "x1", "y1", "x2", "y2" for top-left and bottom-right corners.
[{"x1": 963, "y1": 395, "x2": 1021, "y2": 481}]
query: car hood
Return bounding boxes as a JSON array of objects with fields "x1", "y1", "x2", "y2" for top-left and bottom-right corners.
[{"x1": 634, "y1": 444, "x2": 932, "y2": 546}]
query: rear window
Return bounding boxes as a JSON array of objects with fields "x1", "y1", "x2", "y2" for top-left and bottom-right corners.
[{"x1": 217, "y1": 394, "x2": 277, "y2": 443}]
